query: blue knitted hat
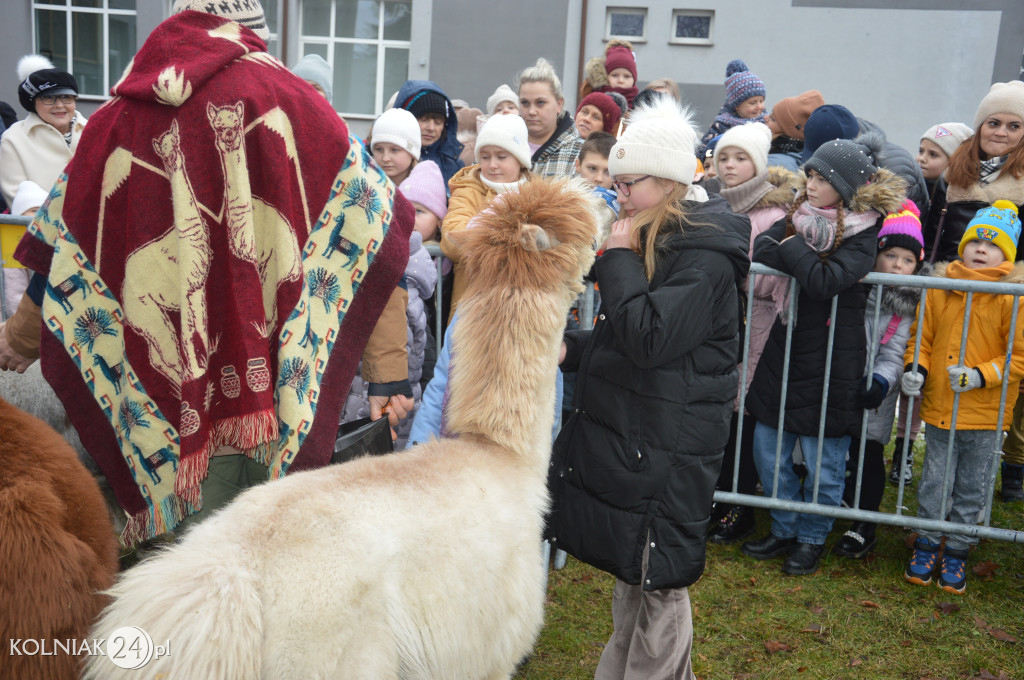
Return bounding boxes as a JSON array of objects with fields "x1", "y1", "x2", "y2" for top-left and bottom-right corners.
[
  {"x1": 960, "y1": 200, "x2": 1022, "y2": 263},
  {"x1": 724, "y1": 59, "x2": 766, "y2": 112},
  {"x1": 801, "y1": 104, "x2": 860, "y2": 162}
]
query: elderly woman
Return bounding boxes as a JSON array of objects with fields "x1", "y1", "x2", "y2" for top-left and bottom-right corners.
[
  {"x1": 516, "y1": 58, "x2": 583, "y2": 178},
  {"x1": 932, "y1": 81, "x2": 1024, "y2": 263},
  {"x1": 0, "y1": 56, "x2": 87, "y2": 206}
]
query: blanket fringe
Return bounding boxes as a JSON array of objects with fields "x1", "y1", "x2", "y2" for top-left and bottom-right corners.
[{"x1": 119, "y1": 492, "x2": 195, "y2": 549}]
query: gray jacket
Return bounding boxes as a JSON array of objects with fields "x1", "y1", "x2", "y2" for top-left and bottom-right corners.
[{"x1": 861, "y1": 281, "x2": 919, "y2": 443}]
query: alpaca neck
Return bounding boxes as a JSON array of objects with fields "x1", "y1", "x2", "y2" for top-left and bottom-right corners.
[{"x1": 444, "y1": 285, "x2": 570, "y2": 471}]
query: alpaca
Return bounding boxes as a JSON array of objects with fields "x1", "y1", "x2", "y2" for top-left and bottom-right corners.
[
  {"x1": 83, "y1": 177, "x2": 599, "y2": 680},
  {"x1": 0, "y1": 397, "x2": 119, "y2": 680}
]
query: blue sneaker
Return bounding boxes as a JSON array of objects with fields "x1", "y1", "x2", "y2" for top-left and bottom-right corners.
[
  {"x1": 904, "y1": 537, "x2": 940, "y2": 586},
  {"x1": 938, "y1": 548, "x2": 969, "y2": 594}
]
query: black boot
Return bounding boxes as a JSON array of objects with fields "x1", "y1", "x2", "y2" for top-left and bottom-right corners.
[
  {"x1": 741, "y1": 534, "x2": 797, "y2": 560},
  {"x1": 1001, "y1": 462, "x2": 1024, "y2": 502},
  {"x1": 889, "y1": 438, "x2": 914, "y2": 486},
  {"x1": 783, "y1": 542, "x2": 826, "y2": 575},
  {"x1": 708, "y1": 505, "x2": 755, "y2": 545},
  {"x1": 832, "y1": 521, "x2": 877, "y2": 559}
]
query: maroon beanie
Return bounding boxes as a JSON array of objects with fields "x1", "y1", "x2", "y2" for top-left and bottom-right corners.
[
  {"x1": 604, "y1": 45, "x2": 637, "y2": 82},
  {"x1": 576, "y1": 92, "x2": 622, "y2": 134}
]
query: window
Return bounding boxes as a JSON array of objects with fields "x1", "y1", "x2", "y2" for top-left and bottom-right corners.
[
  {"x1": 300, "y1": 0, "x2": 412, "y2": 117},
  {"x1": 264, "y1": 0, "x2": 281, "y2": 58},
  {"x1": 605, "y1": 8, "x2": 647, "y2": 43},
  {"x1": 33, "y1": 0, "x2": 137, "y2": 98},
  {"x1": 670, "y1": 9, "x2": 714, "y2": 45}
]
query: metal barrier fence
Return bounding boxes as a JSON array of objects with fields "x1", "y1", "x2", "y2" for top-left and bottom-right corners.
[
  {"x1": 8, "y1": 219, "x2": 1021, "y2": 544},
  {"x1": 724, "y1": 263, "x2": 1024, "y2": 544}
]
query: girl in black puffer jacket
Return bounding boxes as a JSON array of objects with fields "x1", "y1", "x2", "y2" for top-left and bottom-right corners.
[
  {"x1": 549, "y1": 97, "x2": 750, "y2": 679},
  {"x1": 741, "y1": 140, "x2": 906, "y2": 577}
]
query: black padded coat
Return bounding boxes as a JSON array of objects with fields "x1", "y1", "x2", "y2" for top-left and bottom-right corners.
[{"x1": 549, "y1": 195, "x2": 750, "y2": 591}]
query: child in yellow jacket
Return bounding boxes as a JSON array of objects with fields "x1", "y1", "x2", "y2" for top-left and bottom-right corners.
[{"x1": 901, "y1": 200, "x2": 1024, "y2": 594}]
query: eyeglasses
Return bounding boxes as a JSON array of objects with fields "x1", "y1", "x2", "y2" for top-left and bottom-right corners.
[
  {"x1": 613, "y1": 175, "x2": 652, "y2": 197},
  {"x1": 37, "y1": 94, "x2": 76, "y2": 106}
]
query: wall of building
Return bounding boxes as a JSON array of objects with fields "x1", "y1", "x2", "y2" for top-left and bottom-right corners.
[{"x1": 578, "y1": 0, "x2": 1021, "y2": 154}]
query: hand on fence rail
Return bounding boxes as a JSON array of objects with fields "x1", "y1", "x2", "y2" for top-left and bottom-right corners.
[{"x1": 901, "y1": 369, "x2": 925, "y2": 397}]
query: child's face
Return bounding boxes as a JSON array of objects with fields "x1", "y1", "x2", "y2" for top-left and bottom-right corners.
[
  {"x1": 574, "y1": 104, "x2": 605, "y2": 139},
  {"x1": 875, "y1": 246, "x2": 918, "y2": 275},
  {"x1": 304, "y1": 80, "x2": 328, "y2": 101},
  {"x1": 805, "y1": 169, "x2": 841, "y2": 209},
  {"x1": 962, "y1": 239, "x2": 1006, "y2": 269},
  {"x1": 372, "y1": 142, "x2": 416, "y2": 181},
  {"x1": 735, "y1": 96, "x2": 765, "y2": 119},
  {"x1": 493, "y1": 101, "x2": 519, "y2": 116},
  {"x1": 978, "y1": 114, "x2": 1024, "y2": 160},
  {"x1": 607, "y1": 68, "x2": 635, "y2": 89},
  {"x1": 715, "y1": 146, "x2": 757, "y2": 189},
  {"x1": 916, "y1": 139, "x2": 949, "y2": 181},
  {"x1": 411, "y1": 201, "x2": 440, "y2": 242},
  {"x1": 614, "y1": 174, "x2": 669, "y2": 218},
  {"x1": 478, "y1": 145, "x2": 523, "y2": 183},
  {"x1": 575, "y1": 152, "x2": 612, "y2": 189},
  {"x1": 417, "y1": 113, "x2": 446, "y2": 146}
]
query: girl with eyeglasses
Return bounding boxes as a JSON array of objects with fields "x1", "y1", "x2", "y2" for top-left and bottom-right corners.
[
  {"x1": 0, "y1": 55, "x2": 86, "y2": 208},
  {"x1": 549, "y1": 97, "x2": 751, "y2": 679}
]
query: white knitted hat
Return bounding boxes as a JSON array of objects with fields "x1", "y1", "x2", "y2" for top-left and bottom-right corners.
[
  {"x1": 475, "y1": 113, "x2": 531, "y2": 169},
  {"x1": 486, "y1": 84, "x2": 519, "y2": 116},
  {"x1": 920, "y1": 122, "x2": 973, "y2": 159},
  {"x1": 608, "y1": 97, "x2": 699, "y2": 184},
  {"x1": 713, "y1": 121, "x2": 772, "y2": 176},
  {"x1": 291, "y1": 54, "x2": 333, "y2": 104},
  {"x1": 11, "y1": 181, "x2": 48, "y2": 216},
  {"x1": 172, "y1": 0, "x2": 270, "y2": 40},
  {"x1": 974, "y1": 81, "x2": 1024, "y2": 130},
  {"x1": 371, "y1": 107, "x2": 422, "y2": 159}
]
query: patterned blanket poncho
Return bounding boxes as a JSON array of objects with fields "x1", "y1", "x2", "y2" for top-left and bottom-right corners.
[{"x1": 15, "y1": 11, "x2": 413, "y2": 545}]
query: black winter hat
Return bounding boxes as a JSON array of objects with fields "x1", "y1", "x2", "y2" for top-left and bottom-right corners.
[
  {"x1": 17, "y1": 55, "x2": 78, "y2": 113},
  {"x1": 803, "y1": 139, "x2": 877, "y2": 206},
  {"x1": 403, "y1": 90, "x2": 449, "y2": 121}
]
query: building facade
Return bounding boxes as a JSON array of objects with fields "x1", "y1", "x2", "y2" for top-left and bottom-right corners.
[{"x1": 1, "y1": 1, "x2": 1022, "y2": 150}]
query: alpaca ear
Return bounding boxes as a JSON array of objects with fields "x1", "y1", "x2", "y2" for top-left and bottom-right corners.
[
  {"x1": 519, "y1": 223, "x2": 561, "y2": 252},
  {"x1": 207, "y1": 102, "x2": 217, "y2": 123}
]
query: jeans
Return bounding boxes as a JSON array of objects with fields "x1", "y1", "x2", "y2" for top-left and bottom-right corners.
[{"x1": 752, "y1": 421, "x2": 850, "y2": 545}]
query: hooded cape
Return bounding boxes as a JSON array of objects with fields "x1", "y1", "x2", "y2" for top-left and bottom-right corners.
[{"x1": 14, "y1": 11, "x2": 413, "y2": 545}]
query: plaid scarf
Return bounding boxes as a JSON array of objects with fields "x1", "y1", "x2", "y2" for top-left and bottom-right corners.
[
  {"x1": 15, "y1": 12, "x2": 412, "y2": 545},
  {"x1": 979, "y1": 155, "x2": 1007, "y2": 185}
]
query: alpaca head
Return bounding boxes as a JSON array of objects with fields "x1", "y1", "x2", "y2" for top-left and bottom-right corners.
[{"x1": 450, "y1": 177, "x2": 599, "y2": 302}]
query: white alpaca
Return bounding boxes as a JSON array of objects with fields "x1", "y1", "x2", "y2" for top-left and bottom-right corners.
[{"x1": 83, "y1": 178, "x2": 599, "y2": 680}]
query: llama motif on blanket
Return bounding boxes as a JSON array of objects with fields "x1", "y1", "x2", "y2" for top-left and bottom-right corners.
[{"x1": 84, "y1": 177, "x2": 601, "y2": 680}]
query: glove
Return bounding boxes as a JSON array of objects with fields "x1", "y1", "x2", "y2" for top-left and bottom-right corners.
[
  {"x1": 901, "y1": 370, "x2": 925, "y2": 397},
  {"x1": 857, "y1": 374, "x2": 888, "y2": 409},
  {"x1": 948, "y1": 365, "x2": 984, "y2": 393}
]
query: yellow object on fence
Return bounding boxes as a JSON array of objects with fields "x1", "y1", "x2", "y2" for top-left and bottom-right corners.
[{"x1": 0, "y1": 222, "x2": 27, "y2": 268}]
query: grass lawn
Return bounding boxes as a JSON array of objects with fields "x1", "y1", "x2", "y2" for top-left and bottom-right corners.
[{"x1": 517, "y1": 444, "x2": 1024, "y2": 680}]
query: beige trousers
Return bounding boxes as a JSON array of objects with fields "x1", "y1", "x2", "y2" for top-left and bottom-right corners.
[{"x1": 594, "y1": 542, "x2": 696, "y2": 680}]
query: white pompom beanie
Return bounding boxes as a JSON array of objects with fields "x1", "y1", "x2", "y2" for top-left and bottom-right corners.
[
  {"x1": 474, "y1": 113, "x2": 532, "y2": 169},
  {"x1": 608, "y1": 97, "x2": 699, "y2": 184},
  {"x1": 713, "y1": 122, "x2": 773, "y2": 176}
]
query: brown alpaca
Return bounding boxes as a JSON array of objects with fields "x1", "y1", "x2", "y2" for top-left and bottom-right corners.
[
  {"x1": 83, "y1": 177, "x2": 598, "y2": 680},
  {"x1": 0, "y1": 397, "x2": 119, "y2": 680}
]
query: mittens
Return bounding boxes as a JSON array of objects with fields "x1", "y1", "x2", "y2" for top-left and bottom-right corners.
[
  {"x1": 857, "y1": 374, "x2": 888, "y2": 409},
  {"x1": 901, "y1": 370, "x2": 925, "y2": 397},
  {"x1": 947, "y1": 365, "x2": 984, "y2": 393}
]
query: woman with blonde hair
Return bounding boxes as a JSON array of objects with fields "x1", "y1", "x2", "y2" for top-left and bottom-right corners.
[{"x1": 516, "y1": 58, "x2": 583, "y2": 177}]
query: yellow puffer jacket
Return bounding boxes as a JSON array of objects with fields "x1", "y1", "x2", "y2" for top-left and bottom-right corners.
[
  {"x1": 906, "y1": 260, "x2": 1024, "y2": 430},
  {"x1": 440, "y1": 165, "x2": 496, "y2": 322}
]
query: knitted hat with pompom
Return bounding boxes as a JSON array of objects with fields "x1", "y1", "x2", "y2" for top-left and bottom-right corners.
[
  {"x1": 609, "y1": 97, "x2": 699, "y2": 184},
  {"x1": 724, "y1": 59, "x2": 765, "y2": 112}
]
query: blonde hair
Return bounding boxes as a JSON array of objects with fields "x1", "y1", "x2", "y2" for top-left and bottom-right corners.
[
  {"x1": 516, "y1": 58, "x2": 564, "y2": 103},
  {"x1": 646, "y1": 78, "x2": 681, "y2": 102},
  {"x1": 630, "y1": 180, "x2": 691, "y2": 279}
]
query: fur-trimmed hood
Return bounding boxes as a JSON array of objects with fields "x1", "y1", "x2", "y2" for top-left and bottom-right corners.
[
  {"x1": 932, "y1": 260, "x2": 1024, "y2": 285},
  {"x1": 582, "y1": 39, "x2": 634, "y2": 89},
  {"x1": 848, "y1": 167, "x2": 907, "y2": 216},
  {"x1": 755, "y1": 166, "x2": 800, "y2": 210},
  {"x1": 871, "y1": 261, "x2": 932, "y2": 318}
]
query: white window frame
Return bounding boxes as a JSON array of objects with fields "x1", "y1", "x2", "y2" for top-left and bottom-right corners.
[
  {"x1": 669, "y1": 9, "x2": 714, "y2": 46},
  {"x1": 299, "y1": 0, "x2": 412, "y2": 119},
  {"x1": 31, "y1": 0, "x2": 137, "y2": 100},
  {"x1": 605, "y1": 7, "x2": 647, "y2": 43}
]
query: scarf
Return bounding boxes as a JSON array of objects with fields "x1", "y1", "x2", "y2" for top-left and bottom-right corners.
[
  {"x1": 714, "y1": 107, "x2": 768, "y2": 129},
  {"x1": 719, "y1": 172, "x2": 774, "y2": 215},
  {"x1": 769, "y1": 135, "x2": 803, "y2": 156},
  {"x1": 765, "y1": 202, "x2": 878, "y2": 323},
  {"x1": 14, "y1": 12, "x2": 412, "y2": 545},
  {"x1": 597, "y1": 84, "x2": 638, "y2": 108},
  {"x1": 979, "y1": 155, "x2": 1007, "y2": 185}
]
